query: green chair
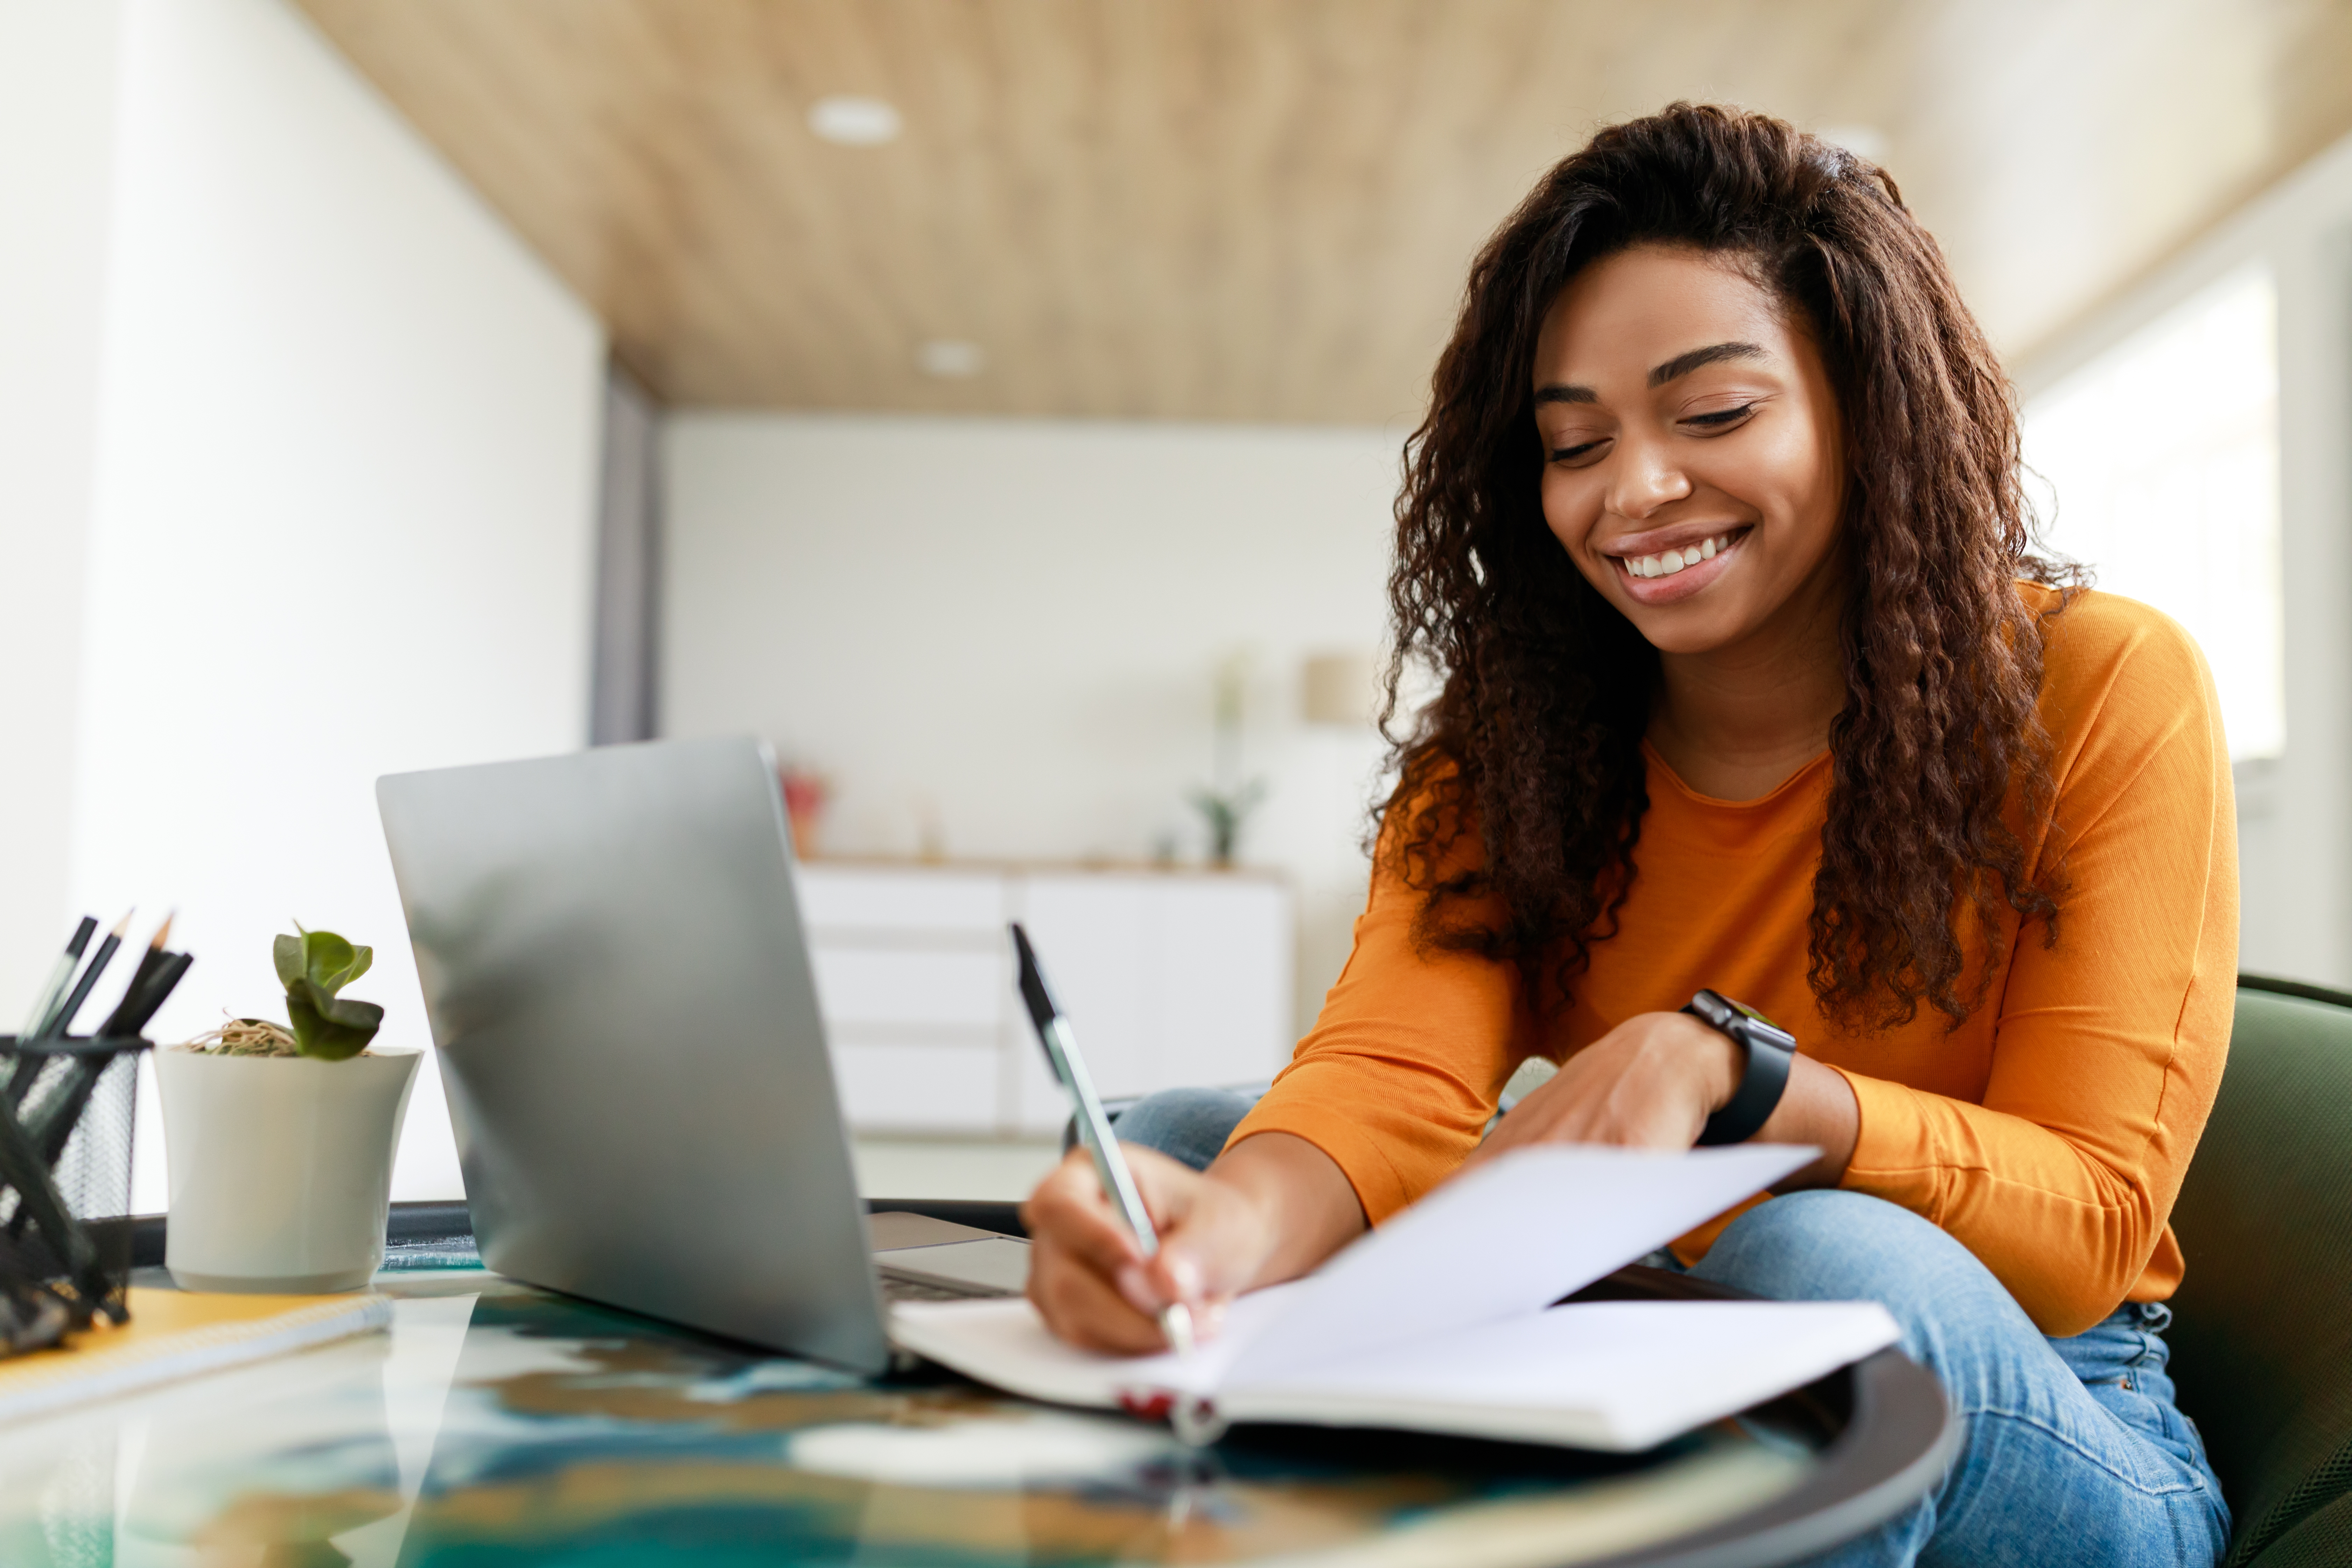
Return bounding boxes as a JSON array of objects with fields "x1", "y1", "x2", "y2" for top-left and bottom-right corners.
[{"x1": 2165, "y1": 977, "x2": 2352, "y2": 1566}]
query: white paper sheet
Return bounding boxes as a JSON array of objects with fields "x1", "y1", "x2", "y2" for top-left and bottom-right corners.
[
  {"x1": 1224, "y1": 1299, "x2": 1900, "y2": 1451},
  {"x1": 891, "y1": 1282, "x2": 1308, "y2": 1406},
  {"x1": 1222, "y1": 1143, "x2": 1813, "y2": 1387}
]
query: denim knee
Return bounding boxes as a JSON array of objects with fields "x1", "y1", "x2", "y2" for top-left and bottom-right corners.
[
  {"x1": 1106, "y1": 1086, "x2": 1259, "y2": 1172},
  {"x1": 1692, "y1": 1190, "x2": 2041, "y2": 1371}
]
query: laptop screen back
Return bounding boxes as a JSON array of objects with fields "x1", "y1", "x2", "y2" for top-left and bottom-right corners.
[{"x1": 377, "y1": 736, "x2": 890, "y2": 1372}]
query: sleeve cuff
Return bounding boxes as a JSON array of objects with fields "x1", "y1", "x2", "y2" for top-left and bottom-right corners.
[{"x1": 1832, "y1": 1064, "x2": 1941, "y2": 1218}]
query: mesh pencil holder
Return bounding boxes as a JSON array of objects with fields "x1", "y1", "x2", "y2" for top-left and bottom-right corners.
[{"x1": 0, "y1": 1034, "x2": 149, "y2": 1354}]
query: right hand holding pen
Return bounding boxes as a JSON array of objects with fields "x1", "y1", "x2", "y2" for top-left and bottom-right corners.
[{"x1": 1021, "y1": 1143, "x2": 1269, "y2": 1355}]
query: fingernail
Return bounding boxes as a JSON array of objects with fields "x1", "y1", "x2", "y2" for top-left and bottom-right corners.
[
  {"x1": 1196, "y1": 1301, "x2": 1227, "y2": 1337},
  {"x1": 1164, "y1": 1254, "x2": 1202, "y2": 1302},
  {"x1": 1116, "y1": 1264, "x2": 1161, "y2": 1313}
]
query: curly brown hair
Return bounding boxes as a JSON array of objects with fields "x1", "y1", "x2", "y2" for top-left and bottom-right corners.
[{"x1": 1382, "y1": 103, "x2": 2072, "y2": 1031}]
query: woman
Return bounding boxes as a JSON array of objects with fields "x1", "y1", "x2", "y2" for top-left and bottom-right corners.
[{"x1": 1025, "y1": 104, "x2": 2234, "y2": 1567}]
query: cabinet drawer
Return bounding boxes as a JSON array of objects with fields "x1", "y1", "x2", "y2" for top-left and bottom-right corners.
[
  {"x1": 811, "y1": 946, "x2": 1005, "y2": 1030},
  {"x1": 832, "y1": 1043, "x2": 1000, "y2": 1131},
  {"x1": 1154, "y1": 878, "x2": 1293, "y2": 1085},
  {"x1": 797, "y1": 866, "x2": 1006, "y2": 934}
]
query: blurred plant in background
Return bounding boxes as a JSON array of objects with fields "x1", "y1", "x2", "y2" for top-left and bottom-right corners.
[{"x1": 1189, "y1": 649, "x2": 1266, "y2": 868}]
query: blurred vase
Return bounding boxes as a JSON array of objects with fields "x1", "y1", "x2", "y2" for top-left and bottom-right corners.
[
  {"x1": 781, "y1": 767, "x2": 831, "y2": 858},
  {"x1": 156, "y1": 1049, "x2": 419, "y2": 1293}
]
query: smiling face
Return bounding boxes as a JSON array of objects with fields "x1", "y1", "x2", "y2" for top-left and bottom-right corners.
[{"x1": 1532, "y1": 244, "x2": 1847, "y2": 658}]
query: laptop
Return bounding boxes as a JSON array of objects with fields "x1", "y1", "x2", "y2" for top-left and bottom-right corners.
[{"x1": 376, "y1": 736, "x2": 1029, "y2": 1375}]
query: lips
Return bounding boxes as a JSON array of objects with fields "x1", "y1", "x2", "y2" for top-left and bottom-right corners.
[
  {"x1": 1615, "y1": 528, "x2": 1741, "y2": 580},
  {"x1": 1606, "y1": 526, "x2": 1749, "y2": 604}
]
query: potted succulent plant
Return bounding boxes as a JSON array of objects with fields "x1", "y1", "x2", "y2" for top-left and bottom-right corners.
[{"x1": 155, "y1": 926, "x2": 419, "y2": 1292}]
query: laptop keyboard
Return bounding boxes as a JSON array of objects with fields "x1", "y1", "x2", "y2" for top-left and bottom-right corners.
[{"x1": 879, "y1": 1269, "x2": 1006, "y2": 1303}]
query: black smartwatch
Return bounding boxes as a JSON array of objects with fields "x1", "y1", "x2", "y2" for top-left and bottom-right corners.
[{"x1": 1681, "y1": 989, "x2": 1798, "y2": 1146}]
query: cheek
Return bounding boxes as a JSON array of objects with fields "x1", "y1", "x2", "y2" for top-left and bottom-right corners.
[
  {"x1": 1540, "y1": 467, "x2": 1604, "y2": 554},
  {"x1": 1539, "y1": 471, "x2": 1621, "y2": 594},
  {"x1": 1737, "y1": 424, "x2": 1841, "y2": 551}
]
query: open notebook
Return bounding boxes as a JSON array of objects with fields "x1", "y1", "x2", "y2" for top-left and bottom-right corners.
[{"x1": 893, "y1": 1145, "x2": 1900, "y2": 1451}]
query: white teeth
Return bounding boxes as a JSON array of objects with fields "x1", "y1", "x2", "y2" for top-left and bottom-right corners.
[{"x1": 1622, "y1": 532, "x2": 1734, "y2": 580}]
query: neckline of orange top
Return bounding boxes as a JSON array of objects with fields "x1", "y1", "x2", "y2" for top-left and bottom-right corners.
[{"x1": 1639, "y1": 739, "x2": 1834, "y2": 811}]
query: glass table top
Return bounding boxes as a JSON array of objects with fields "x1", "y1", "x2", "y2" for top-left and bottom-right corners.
[{"x1": 0, "y1": 1270, "x2": 1822, "y2": 1567}]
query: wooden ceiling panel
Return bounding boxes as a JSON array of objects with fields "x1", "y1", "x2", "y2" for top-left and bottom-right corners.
[{"x1": 296, "y1": 0, "x2": 2352, "y2": 421}]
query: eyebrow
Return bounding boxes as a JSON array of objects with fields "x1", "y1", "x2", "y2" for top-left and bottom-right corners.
[
  {"x1": 1648, "y1": 340, "x2": 1766, "y2": 387},
  {"x1": 1532, "y1": 340, "x2": 1769, "y2": 406}
]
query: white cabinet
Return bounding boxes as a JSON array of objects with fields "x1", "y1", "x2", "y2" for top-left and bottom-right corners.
[{"x1": 794, "y1": 862, "x2": 1294, "y2": 1134}]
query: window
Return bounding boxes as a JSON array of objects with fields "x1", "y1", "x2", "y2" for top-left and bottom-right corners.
[{"x1": 2020, "y1": 266, "x2": 2283, "y2": 761}]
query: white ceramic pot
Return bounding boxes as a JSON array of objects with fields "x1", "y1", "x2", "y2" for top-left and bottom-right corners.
[{"x1": 155, "y1": 1048, "x2": 420, "y2": 1293}]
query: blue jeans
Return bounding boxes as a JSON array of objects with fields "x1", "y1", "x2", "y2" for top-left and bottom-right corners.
[{"x1": 1111, "y1": 1088, "x2": 2231, "y2": 1568}]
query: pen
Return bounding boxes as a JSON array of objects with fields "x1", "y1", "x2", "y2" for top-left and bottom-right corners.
[{"x1": 1010, "y1": 923, "x2": 1197, "y2": 1359}]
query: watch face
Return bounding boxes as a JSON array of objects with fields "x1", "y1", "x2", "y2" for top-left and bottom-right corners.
[
  {"x1": 1689, "y1": 990, "x2": 1794, "y2": 1049},
  {"x1": 1688, "y1": 990, "x2": 1735, "y2": 1028}
]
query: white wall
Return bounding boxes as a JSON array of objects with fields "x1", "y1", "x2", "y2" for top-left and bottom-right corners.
[
  {"x1": 0, "y1": 2, "x2": 125, "y2": 1017},
  {"x1": 2022, "y1": 268, "x2": 2282, "y2": 764},
  {"x1": 0, "y1": 0, "x2": 608, "y2": 1209},
  {"x1": 2014, "y1": 125, "x2": 2352, "y2": 988},
  {"x1": 663, "y1": 415, "x2": 1401, "y2": 1031}
]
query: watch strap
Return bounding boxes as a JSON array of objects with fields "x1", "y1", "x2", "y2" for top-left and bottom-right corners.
[{"x1": 1685, "y1": 989, "x2": 1797, "y2": 1146}]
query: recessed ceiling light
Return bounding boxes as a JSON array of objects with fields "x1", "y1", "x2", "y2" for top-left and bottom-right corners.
[
  {"x1": 1816, "y1": 124, "x2": 1890, "y2": 166},
  {"x1": 917, "y1": 340, "x2": 985, "y2": 379},
  {"x1": 808, "y1": 96, "x2": 902, "y2": 147}
]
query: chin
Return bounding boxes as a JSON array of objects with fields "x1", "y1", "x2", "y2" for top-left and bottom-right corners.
[{"x1": 1617, "y1": 598, "x2": 1756, "y2": 656}]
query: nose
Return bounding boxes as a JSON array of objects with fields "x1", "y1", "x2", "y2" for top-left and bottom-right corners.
[{"x1": 1607, "y1": 430, "x2": 1693, "y2": 519}]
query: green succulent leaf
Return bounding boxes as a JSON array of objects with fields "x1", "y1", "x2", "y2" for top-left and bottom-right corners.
[
  {"x1": 276, "y1": 925, "x2": 382, "y2": 1060},
  {"x1": 285, "y1": 978, "x2": 383, "y2": 1061},
  {"x1": 299, "y1": 930, "x2": 358, "y2": 993}
]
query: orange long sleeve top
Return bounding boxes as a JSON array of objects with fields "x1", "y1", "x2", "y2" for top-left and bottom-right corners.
[{"x1": 1229, "y1": 588, "x2": 2238, "y2": 1336}]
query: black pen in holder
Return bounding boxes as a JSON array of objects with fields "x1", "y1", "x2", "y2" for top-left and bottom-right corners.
[{"x1": 0, "y1": 1034, "x2": 152, "y2": 1353}]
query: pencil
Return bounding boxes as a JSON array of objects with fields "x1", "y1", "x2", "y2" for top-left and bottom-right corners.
[
  {"x1": 7, "y1": 917, "x2": 98, "y2": 1108},
  {"x1": 17, "y1": 917, "x2": 97, "y2": 1039},
  {"x1": 107, "y1": 950, "x2": 189, "y2": 1039},
  {"x1": 12, "y1": 908, "x2": 129, "y2": 1149},
  {"x1": 97, "y1": 914, "x2": 175, "y2": 1038},
  {"x1": 34, "y1": 910, "x2": 131, "y2": 1042},
  {"x1": 28, "y1": 950, "x2": 189, "y2": 1170}
]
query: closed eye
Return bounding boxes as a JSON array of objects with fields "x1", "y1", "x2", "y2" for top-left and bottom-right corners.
[
  {"x1": 1549, "y1": 437, "x2": 1610, "y2": 465},
  {"x1": 1684, "y1": 403, "x2": 1757, "y2": 430}
]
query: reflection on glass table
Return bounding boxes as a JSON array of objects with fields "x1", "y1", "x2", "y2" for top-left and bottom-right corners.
[{"x1": 0, "y1": 1267, "x2": 1942, "y2": 1568}]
